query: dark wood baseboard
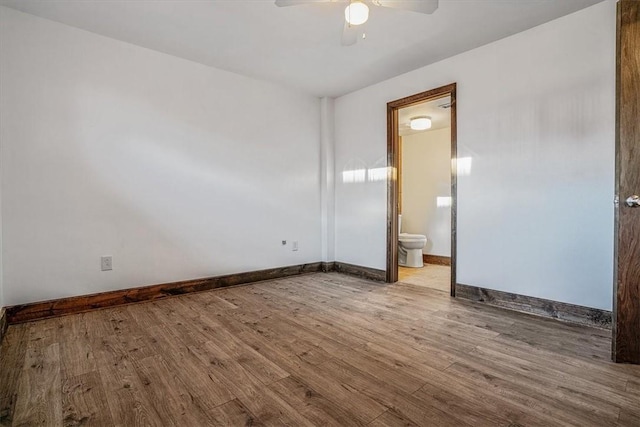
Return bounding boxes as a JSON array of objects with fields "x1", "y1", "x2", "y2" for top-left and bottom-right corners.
[
  {"x1": 333, "y1": 262, "x2": 386, "y2": 282},
  {"x1": 423, "y1": 254, "x2": 451, "y2": 266},
  {"x1": 321, "y1": 261, "x2": 335, "y2": 273},
  {"x1": 6, "y1": 262, "x2": 325, "y2": 324},
  {"x1": 456, "y1": 283, "x2": 612, "y2": 329},
  {"x1": 0, "y1": 308, "x2": 7, "y2": 346}
]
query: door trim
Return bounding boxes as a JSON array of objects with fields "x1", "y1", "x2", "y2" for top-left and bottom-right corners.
[{"x1": 386, "y1": 83, "x2": 457, "y2": 296}]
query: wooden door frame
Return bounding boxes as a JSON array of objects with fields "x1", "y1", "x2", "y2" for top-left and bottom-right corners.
[{"x1": 386, "y1": 83, "x2": 457, "y2": 296}]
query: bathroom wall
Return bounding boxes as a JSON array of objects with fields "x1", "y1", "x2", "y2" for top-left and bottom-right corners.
[
  {"x1": 401, "y1": 127, "x2": 451, "y2": 257},
  {"x1": 334, "y1": 1, "x2": 615, "y2": 310},
  {"x1": 0, "y1": 7, "x2": 322, "y2": 306}
]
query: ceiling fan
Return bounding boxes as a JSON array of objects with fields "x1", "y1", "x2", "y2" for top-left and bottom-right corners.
[{"x1": 274, "y1": 0, "x2": 439, "y2": 46}]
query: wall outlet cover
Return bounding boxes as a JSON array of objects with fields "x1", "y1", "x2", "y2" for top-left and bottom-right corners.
[{"x1": 101, "y1": 256, "x2": 113, "y2": 271}]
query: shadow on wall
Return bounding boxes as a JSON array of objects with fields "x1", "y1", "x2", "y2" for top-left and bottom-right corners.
[{"x1": 73, "y1": 78, "x2": 320, "y2": 272}]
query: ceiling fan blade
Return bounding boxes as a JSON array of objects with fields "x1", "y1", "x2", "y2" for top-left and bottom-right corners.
[
  {"x1": 341, "y1": 22, "x2": 360, "y2": 46},
  {"x1": 275, "y1": 0, "x2": 333, "y2": 6},
  {"x1": 373, "y1": 0, "x2": 439, "y2": 14}
]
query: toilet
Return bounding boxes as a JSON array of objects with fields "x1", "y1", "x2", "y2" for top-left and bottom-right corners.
[{"x1": 398, "y1": 215, "x2": 427, "y2": 268}]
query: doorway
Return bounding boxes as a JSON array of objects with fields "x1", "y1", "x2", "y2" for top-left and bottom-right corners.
[{"x1": 386, "y1": 83, "x2": 457, "y2": 295}]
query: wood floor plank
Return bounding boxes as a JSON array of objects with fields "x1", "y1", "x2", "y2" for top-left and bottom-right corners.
[
  {"x1": 368, "y1": 408, "x2": 420, "y2": 427},
  {"x1": 0, "y1": 324, "x2": 28, "y2": 425},
  {"x1": 281, "y1": 359, "x2": 388, "y2": 424},
  {"x1": 441, "y1": 360, "x2": 616, "y2": 426},
  {"x1": 202, "y1": 398, "x2": 262, "y2": 426},
  {"x1": 478, "y1": 334, "x2": 630, "y2": 391},
  {"x1": 617, "y1": 408, "x2": 640, "y2": 427},
  {"x1": 133, "y1": 355, "x2": 219, "y2": 426},
  {"x1": 169, "y1": 300, "x2": 290, "y2": 386},
  {"x1": 185, "y1": 338, "x2": 316, "y2": 426},
  {"x1": 486, "y1": 314, "x2": 611, "y2": 361},
  {"x1": 90, "y1": 334, "x2": 165, "y2": 427},
  {"x1": 267, "y1": 376, "x2": 366, "y2": 427},
  {"x1": 56, "y1": 315, "x2": 97, "y2": 378},
  {"x1": 126, "y1": 307, "x2": 237, "y2": 411},
  {"x1": 469, "y1": 344, "x2": 636, "y2": 412},
  {"x1": 248, "y1": 282, "x2": 461, "y2": 370},
  {"x1": 212, "y1": 298, "x2": 428, "y2": 393},
  {"x1": 83, "y1": 306, "x2": 138, "y2": 338},
  {"x1": 412, "y1": 376, "x2": 550, "y2": 427},
  {"x1": 61, "y1": 371, "x2": 113, "y2": 426},
  {"x1": 216, "y1": 309, "x2": 333, "y2": 367},
  {"x1": 212, "y1": 311, "x2": 333, "y2": 369},
  {"x1": 318, "y1": 358, "x2": 468, "y2": 427},
  {"x1": 235, "y1": 300, "x2": 441, "y2": 397},
  {"x1": 12, "y1": 327, "x2": 62, "y2": 427},
  {"x1": 202, "y1": 313, "x2": 389, "y2": 424},
  {"x1": 1, "y1": 272, "x2": 639, "y2": 426}
]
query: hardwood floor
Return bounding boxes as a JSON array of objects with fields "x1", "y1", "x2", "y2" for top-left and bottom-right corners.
[
  {"x1": 398, "y1": 264, "x2": 450, "y2": 293},
  {"x1": 1, "y1": 272, "x2": 639, "y2": 426}
]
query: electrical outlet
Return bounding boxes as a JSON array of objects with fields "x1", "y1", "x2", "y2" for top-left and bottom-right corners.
[
  {"x1": 292, "y1": 241, "x2": 299, "y2": 251},
  {"x1": 101, "y1": 256, "x2": 112, "y2": 271}
]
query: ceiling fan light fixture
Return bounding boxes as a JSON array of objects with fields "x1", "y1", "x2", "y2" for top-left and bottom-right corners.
[
  {"x1": 410, "y1": 116, "x2": 432, "y2": 130},
  {"x1": 345, "y1": 1, "x2": 369, "y2": 26}
]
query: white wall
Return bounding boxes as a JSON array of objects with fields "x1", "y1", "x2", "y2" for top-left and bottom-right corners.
[
  {"x1": 401, "y1": 128, "x2": 451, "y2": 257},
  {"x1": 0, "y1": 155, "x2": 2, "y2": 310},
  {"x1": 320, "y1": 97, "x2": 336, "y2": 262},
  {"x1": 335, "y1": 1, "x2": 615, "y2": 310},
  {"x1": 0, "y1": 7, "x2": 322, "y2": 306}
]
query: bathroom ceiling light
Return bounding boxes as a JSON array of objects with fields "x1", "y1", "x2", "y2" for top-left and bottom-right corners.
[
  {"x1": 410, "y1": 116, "x2": 432, "y2": 131},
  {"x1": 344, "y1": 1, "x2": 369, "y2": 26}
]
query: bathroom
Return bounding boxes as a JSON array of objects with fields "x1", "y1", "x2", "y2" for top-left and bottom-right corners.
[{"x1": 397, "y1": 96, "x2": 453, "y2": 292}]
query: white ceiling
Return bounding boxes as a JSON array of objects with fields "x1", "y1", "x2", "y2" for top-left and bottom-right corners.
[
  {"x1": 1, "y1": 0, "x2": 603, "y2": 97},
  {"x1": 398, "y1": 95, "x2": 450, "y2": 136}
]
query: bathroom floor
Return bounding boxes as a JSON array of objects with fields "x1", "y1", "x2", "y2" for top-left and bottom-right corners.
[{"x1": 398, "y1": 263, "x2": 450, "y2": 293}]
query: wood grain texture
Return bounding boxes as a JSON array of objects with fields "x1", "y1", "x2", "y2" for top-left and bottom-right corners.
[
  {"x1": 1, "y1": 272, "x2": 638, "y2": 426},
  {"x1": 422, "y1": 254, "x2": 451, "y2": 266},
  {"x1": 12, "y1": 325, "x2": 62, "y2": 426},
  {"x1": 6, "y1": 262, "x2": 325, "y2": 324},
  {"x1": 387, "y1": 104, "x2": 400, "y2": 283},
  {"x1": 457, "y1": 283, "x2": 612, "y2": 329},
  {"x1": 62, "y1": 371, "x2": 113, "y2": 426},
  {"x1": 614, "y1": 0, "x2": 640, "y2": 364},
  {"x1": 387, "y1": 83, "x2": 457, "y2": 296},
  {"x1": 0, "y1": 324, "x2": 28, "y2": 424}
]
